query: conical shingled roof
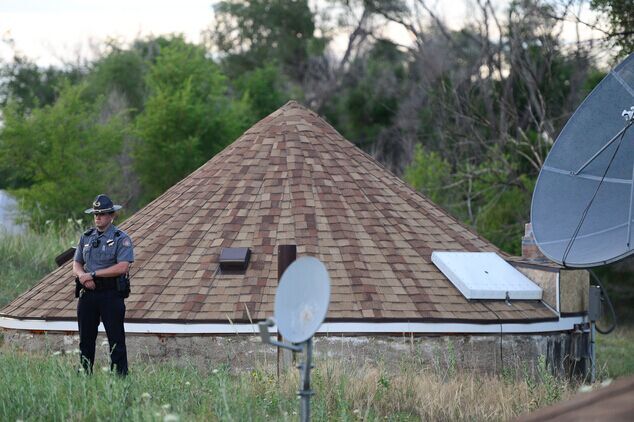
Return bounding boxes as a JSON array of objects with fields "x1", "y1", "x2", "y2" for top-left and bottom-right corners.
[{"x1": 1, "y1": 101, "x2": 554, "y2": 324}]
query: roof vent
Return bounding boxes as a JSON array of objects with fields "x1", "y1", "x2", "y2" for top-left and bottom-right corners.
[
  {"x1": 219, "y1": 247, "x2": 251, "y2": 273},
  {"x1": 431, "y1": 251, "x2": 542, "y2": 300}
]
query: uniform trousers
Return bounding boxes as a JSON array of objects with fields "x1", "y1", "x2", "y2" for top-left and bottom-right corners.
[{"x1": 77, "y1": 288, "x2": 128, "y2": 375}]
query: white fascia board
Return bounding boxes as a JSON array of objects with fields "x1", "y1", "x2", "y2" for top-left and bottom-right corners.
[{"x1": 0, "y1": 316, "x2": 585, "y2": 335}]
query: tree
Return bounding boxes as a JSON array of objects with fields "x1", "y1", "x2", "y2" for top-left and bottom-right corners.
[
  {"x1": 133, "y1": 37, "x2": 252, "y2": 202},
  {"x1": 0, "y1": 55, "x2": 83, "y2": 115},
  {"x1": 86, "y1": 48, "x2": 147, "y2": 114},
  {"x1": 385, "y1": 0, "x2": 600, "y2": 253},
  {"x1": 323, "y1": 39, "x2": 410, "y2": 172},
  {"x1": 590, "y1": 0, "x2": 634, "y2": 54},
  {"x1": 210, "y1": 0, "x2": 324, "y2": 81},
  {"x1": 0, "y1": 82, "x2": 127, "y2": 226},
  {"x1": 234, "y1": 63, "x2": 291, "y2": 119}
]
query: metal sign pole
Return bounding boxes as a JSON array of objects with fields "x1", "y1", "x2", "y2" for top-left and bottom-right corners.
[
  {"x1": 590, "y1": 321, "x2": 596, "y2": 383},
  {"x1": 298, "y1": 338, "x2": 314, "y2": 422}
]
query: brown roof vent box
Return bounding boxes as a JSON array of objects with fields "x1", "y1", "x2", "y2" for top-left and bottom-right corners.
[{"x1": 219, "y1": 247, "x2": 251, "y2": 273}]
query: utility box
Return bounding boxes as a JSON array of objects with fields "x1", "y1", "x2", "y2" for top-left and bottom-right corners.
[{"x1": 588, "y1": 285, "x2": 602, "y2": 321}]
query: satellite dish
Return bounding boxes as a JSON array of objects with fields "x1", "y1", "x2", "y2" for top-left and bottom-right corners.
[
  {"x1": 274, "y1": 256, "x2": 331, "y2": 343},
  {"x1": 531, "y1": 53, "x2": 634, "y2": 267}
]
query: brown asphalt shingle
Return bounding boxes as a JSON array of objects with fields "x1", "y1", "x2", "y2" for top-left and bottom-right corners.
[{"x1": 1, "y1": 101, "x2": 555, "y2": 324}]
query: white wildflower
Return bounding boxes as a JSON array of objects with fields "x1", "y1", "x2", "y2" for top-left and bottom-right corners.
[
  {"x1": 185, "y1": 381, "x2": 190, "y2": 386},
  {"x1": 101, "y1": 366, "x2": 109, "y2": 373},
  {"x1": 353, "y1": 409, "x2": 360, "y2": 414},
  {"x1": 212, "y1": 369, "x2": 219, "y2": 374},
  {"x1": 578, "y1": 384, "x2": 592, "y2": 393},
  {"x1": 163, "y1": 414, "x2": 180, "y2": 422},
  {"x1": 601, "y1": 378, "x2": 613, "y2": 387},
  {"x1": 52, "y1": 351, "x2": 62, "y2": 356},
  {"x1": 141, "y1": 392, "x2": 152, "y2": 401},
  {"x1": 162, "y1": 404, "x2": 171, "y2": 410}
]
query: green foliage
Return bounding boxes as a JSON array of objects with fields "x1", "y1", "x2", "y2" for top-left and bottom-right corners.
[
  {"x1": 326, "y1": 40, "x2": 406, "y2": 146},
  {"x1": 404, "y1": 144, "x2": 533, "y2": 254},
  {"x1": 0, "y1": 82, "x2": 127, "y2": 226},
  {"x1": 235, "y1": 63, "x2": 291, "y2": 119},
  {"x1": 472, "y1": 163, "x2": 534, "y2": 256},
  {"x1": 0, "y1": 55, "x2": 83, "y2": 114},
  {"x1": 86, "y1": 48, "x2": 147, "y2": 113},
  {"x1": 0, "y1": 57, "x2": 84, "y2": 189},
  {"x1": 403, "y1": 145, "x2": 454, "y2": 205},
  {"x1": 133, "y1": 38, "x2": 252, "y2": 202},
  {"x1": 591, "y1": 0, "x2": 634, "y2": 54},
  {"x1": 212, "y1": 0, "x2": 322, "y2": 79}
]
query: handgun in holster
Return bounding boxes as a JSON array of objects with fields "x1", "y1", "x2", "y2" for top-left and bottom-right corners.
[
  {"x1": 74, "y1": 277, "x2": 82, "y2": 298},
  {"x1": 116, "y1": 273, "x2": 131, "y2": 298}
]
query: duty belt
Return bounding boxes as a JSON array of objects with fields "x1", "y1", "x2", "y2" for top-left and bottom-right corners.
[{"x1": 94, "y1": 277, "x2": 118, "y2": 290}]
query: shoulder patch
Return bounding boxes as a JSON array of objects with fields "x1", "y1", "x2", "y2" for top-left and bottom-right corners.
[
  {"x1": 122, "y1": 238, "x2": 131, "y2": 247},
  {"x1": 83, "y1": 228, "x2": 94, "y2": 236}
]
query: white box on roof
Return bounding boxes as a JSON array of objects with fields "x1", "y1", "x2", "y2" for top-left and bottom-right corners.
[{"x1": 431, "y1": 251, "x2": 543, "y2": 300}]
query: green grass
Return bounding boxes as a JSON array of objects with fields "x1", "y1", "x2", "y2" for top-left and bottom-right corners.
[
  {"x1": 0, "y1": 347, "x2": 578, "y2": 422},
  {"x1": 596, "y1": 326, "x2": 634, "y2": 380},
  {"x1": 0, "y1": 221, "x2": 80, "y2": 309},
  {"x1": 0, "y1": 348, "x2": 309, "y2": 421}
]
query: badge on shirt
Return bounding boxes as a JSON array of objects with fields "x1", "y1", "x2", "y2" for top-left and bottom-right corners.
[
  {"x1": 122, "y1": 238, "x2": 131, "y2": 247},
  {"x1": 106, "y1": 239, "x2": 115, "y2": 247}
]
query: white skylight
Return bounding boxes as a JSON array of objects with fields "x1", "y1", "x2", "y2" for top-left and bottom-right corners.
[{"x1": 431, "y1": 252, "x2": 543, "y2": 300}]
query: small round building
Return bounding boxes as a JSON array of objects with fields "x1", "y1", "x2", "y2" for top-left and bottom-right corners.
[{"x1": 0, "y1": 101, "x2": 590, "y2": 375}]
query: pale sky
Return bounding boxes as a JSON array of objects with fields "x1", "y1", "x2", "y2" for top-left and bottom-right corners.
[
  {"x1": 0, "y1": 0, "x2": 604, "y2": 68},
  {"x1": 1, "y1": 0, "x2": 214, "y2": 67}
]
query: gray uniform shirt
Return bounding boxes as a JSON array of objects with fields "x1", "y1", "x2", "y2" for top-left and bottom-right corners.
[{"x1": 73, "y1": 224, "x2": 134, "y2": 272}]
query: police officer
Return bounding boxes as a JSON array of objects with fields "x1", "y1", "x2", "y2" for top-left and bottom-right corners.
[{"x1": 73, "y1": 194, "x2": 134, "y2": 376}]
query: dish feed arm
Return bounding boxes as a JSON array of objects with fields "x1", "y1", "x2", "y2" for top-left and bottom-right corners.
[{"x1": 258, "y1": 318, "x2": 303, "y2": 352}]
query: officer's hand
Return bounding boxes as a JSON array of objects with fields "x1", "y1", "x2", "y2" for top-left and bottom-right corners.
[
  {"x1": 84, "y1": 280, "x2": 96, "y2": 290},
  {"x1": 78, "y1": 273, "x2": 93, "y2": 283}
]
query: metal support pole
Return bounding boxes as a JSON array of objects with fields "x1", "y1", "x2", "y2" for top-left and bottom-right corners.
[
  {"x1": 298, "y1": 338, "x2": 314, "y2": 422},
  {"x1": 590, "y1": 321, "x2": 596, "y2": 383}
]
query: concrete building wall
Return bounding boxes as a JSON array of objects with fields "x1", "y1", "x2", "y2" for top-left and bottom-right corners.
[{"x1": 1, "y1": 328, "x2": 581, "y2": 378}]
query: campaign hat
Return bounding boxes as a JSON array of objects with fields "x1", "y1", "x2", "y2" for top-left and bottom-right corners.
[{"x1": 84, "y1": 194, "x2": 122, "y2": 214}]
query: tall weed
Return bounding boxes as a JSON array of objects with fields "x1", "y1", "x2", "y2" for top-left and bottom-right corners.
[{"x1": 0, "y1": 221, "x2": 80, "y2": 308}]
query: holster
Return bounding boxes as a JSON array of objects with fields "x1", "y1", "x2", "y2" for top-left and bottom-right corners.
[
  {"x1": 74, "y1": 277, "x2": 82, "y2": 298},
  {"x1": 117, "y1": 273, "x2": 131, "y2": 298}
]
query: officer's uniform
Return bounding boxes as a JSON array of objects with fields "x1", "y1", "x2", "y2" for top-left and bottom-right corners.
[{"x1": 74, "y1": 220, "x2": 134, "y2": 375}]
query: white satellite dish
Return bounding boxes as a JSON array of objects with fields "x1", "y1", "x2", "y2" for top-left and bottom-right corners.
[
  {"x1": 274, "y1": 256, "x2": 331, "y2": 343},
  {"x1": 259, "y1": 255, "x2": 331, "y2": 422}
]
